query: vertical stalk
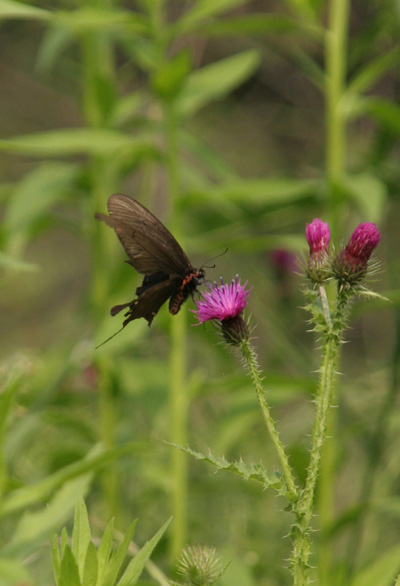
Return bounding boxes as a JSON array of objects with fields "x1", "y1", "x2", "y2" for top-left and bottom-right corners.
[
  {"x1": 81, "y1": 22, "x2": 119, "y2": 521},
  {"x1": 240, "y1": 341, "x2": 297, "y2": 498},
  {"x1": 325, "y1": 0, "x2": 349, "y2": 185},
  {"x1": 163, "y1": 98, "x2": 189, "y2": 559},
  {"x1": 317, "y1": 1, "x2": 350, "y2": 580},
  {"x1": 292, "y1": 332, "x2": 341, "y2": 586}
]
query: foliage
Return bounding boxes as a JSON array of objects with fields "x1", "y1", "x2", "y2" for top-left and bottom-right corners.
[{"x1": 0, "y1": 0, "x2": 399, "y2": 585}]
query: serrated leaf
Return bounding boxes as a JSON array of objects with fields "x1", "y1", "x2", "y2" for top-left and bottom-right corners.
[
  {"x1": 350, "y1": 543, "x2": 400, "y2": 586},
  {"x1": 178, "y1": 50, "x2": 261, "y2": 116},
  {"x1": 82, "y1": 541, "x2": 98, "y2": 586},
  {"x1": 72, "y1": 499, "x2": 92, "y2": 580},
  {"x1": 97, "y1": 518, "x2": 115, "y2": 585},
  {"x1": 101, "y1": 519, "x2": 138, "y2": 586},
  {"x1": 59, "y1": 546, "x2": 82, "y2": 586},
  {"x1": 171, "y1": 444, "x2": 283, "y2": 491},
  {"x1": 0, "y1": 0, "x2": 50, "y2": 20},
  {"x1": 117, "y1": 518, "x2": 171, "y2": 586}
]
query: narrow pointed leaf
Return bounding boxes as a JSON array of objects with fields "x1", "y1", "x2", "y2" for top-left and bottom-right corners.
[
  {"x1": 82, "y1": 541, "x2": 98, "y2": 586},
  {"x1": 178, "y1": 50, "x2": 260, "y2": 116},
  {"x1": 0, "y1": 0, "x2": 50, "y2": 20},
  {"x1": 102, "y1": 520, "x2": 137, "y2": 586},
  {"x1": 117, "y1": 518, "x2": 172, "y2": 586},
  {"x1": 72, "y1": 499, "x2": 92, "y2": 579},
  {"x1": 51, "y1": 534, "x2": 62, "y2": 586},
  {"x1": 59, "y1": 546, "x2": 81, "y2": 586},
  {"x1": 97, "y1": 518, "x2": 115, "y2": 585}
]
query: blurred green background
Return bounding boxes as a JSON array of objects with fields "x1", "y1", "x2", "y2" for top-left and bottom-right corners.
[{"x1": 0, "y1": 1, "x2": 399, "y2": 585}]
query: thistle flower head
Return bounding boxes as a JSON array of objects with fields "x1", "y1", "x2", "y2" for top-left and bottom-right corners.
[
  {"x1": 192, "y1": 276, "x2": 252, "y2": 345},
  {"x1": 306, "y1": 218, "x2": 331, "y2": 256},
  {"x1": 176, "y1": 545, "x2": 224, "y2": 586},
  {"x1": 304, "y1": 218, "x2": 332, "y2": 283},
  {"x1": 333, "y1": 222, "x2": 381, "y2": 285}
]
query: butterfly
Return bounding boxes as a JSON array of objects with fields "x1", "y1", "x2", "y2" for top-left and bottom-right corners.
[{"x1": 95, "y1": 194, "x2": 205, "y2": 330}]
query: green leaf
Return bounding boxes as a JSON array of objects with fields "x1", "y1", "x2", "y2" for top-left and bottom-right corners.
[
  {"x1": 0, "y1": 251, "x2": 37, "y2": 272},
  {"x1": 348, "y1": 96, "x2": 400, "y2": 135},
  {"x1": 152, "y1": 50, "x2": 192, "y2": 100},
  {"x1": 82, "y1": 541, "x2": 98, "y2": 586},
  {"x1": 340, "y1": 173, "x2": 387, "y2": 221},
  {"x1": 187, "y1": 177, "x2": 318, "y2": 206},
  {"x1": 102, "y1": 519, "x2": 138, "y2": 586},
  {"x1": 0, "y1": 128, "x2": 155, "y2": 158},
  {"x1": 1, "y1": 443, "x2": 141, "y2": 517},
  {"x1": 117, "y1": 518, "x2": 171, "y2": 586},
  {"x1": 178, "y1": 50, "x2": 261, "y2": 116},
  {"x1": 347, "y1": 48, "x2": 400, "y2": 96},
  {"x1": 201, "y1": 13, "x2": 307, "y2": 35},
  {"x1": 4, "y1": 474, "x2": 91, "y2": 556},
  {"x1": 171, "y1": 444, "x2": 284, "y2": 492},
  {"x1": 51, "y1": 534, "x2": 62, "y2": 586},
  {"x1": 36, "y1": 26, "x2": 73, "y2": 74},
  {"x1": 72, "y1": 499, "x2": 92, "y2": 580},
  {"x1": 175, "y1": 0, "x2": 247, "y2": 33},
  {"x1": 96, "y1": 518, "x2": 115, "y2": 585},
  {"x1": 4, "y1": 162, "x2": 80, "y2": 246},
  {"x1": 0, "y1": 0, "x2": 50, "y2": 21},
  {"x1": 54, "y1": 8, "x2": 148, "y2": 35},
  {"x1": 350, "y1": 543, "x2": 400, "y2": 586},
  {"x1": 59, "y1": 546, "x2": 82, "y2": 586}
]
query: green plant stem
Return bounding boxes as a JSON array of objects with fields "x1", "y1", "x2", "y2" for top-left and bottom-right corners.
[
  {"x1": 163, "y1": 97, "x2": 189, "y2": 560},
  {"x1": 325, "y1": 0, "x2": 349, "y2": 183},
  {"x1": 81, "y1": 25, "x2": 119, "y2": 521},
  {"x1": 240, "y1": 340, "x2": 297, "y2": 498},
  {"x1": 289, "y1": 333, "x2": 340, "y2": 586},
  {"x1": 169, "y1": 311, "x2": 189, "y2": 560}
]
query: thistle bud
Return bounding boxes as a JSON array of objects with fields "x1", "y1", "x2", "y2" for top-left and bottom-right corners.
[{"x1": 333, "y1": 223, "x2": 381, "y2": 285}]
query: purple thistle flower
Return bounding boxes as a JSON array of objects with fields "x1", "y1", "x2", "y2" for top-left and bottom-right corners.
[
  {"x1": 305, "y1": 218, "x2": 331, "y2": 256},
  {"x1": 333, "y1": 222, "x2": 381, "y2": 285},
  {"x1": 192, "y1": 276, "x2": 252, "y2": 345},
  {"x1": 305, "y1": 218, "x2": 332, "y2": 283}
]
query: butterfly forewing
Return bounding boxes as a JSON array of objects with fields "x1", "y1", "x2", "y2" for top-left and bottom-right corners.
[
  {"x1": 95, "y1": 194, "x2": 205, "y2": 331},
  {"x1": 104, "y1": 194, "x2": 191, "y2": 276}
]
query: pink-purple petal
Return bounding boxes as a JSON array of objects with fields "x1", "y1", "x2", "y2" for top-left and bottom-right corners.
[{"x1": 192, "y1": 276, "x2": 252, "y2": 324}]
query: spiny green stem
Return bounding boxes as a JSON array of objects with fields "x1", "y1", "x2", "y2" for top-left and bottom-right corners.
[{"x1": 240, "y1": 340, "x2": 297, "y2": 498}]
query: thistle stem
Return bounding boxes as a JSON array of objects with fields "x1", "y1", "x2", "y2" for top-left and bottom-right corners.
[{"x1": 240, "y1": 340, "x2": 297, "y2": 498}]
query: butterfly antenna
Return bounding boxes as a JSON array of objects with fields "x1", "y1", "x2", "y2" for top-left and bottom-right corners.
[
  {"x1": 201, "y1": 247, "x2": 228, "y2": 269},
  {"x1": 95, "y1": 326, "x2": 125, "y2": 349}
]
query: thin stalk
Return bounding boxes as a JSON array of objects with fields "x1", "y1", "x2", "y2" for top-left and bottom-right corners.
[
  {"x1": 81, "y1": 26, "x2": 119, "y2": 520},
  {"x1": 240, "y1": 340, "x2": 297, "y2": 498},
  {"x1": 163, "y1": 98, "x2": 189, "y2": 559},
  {"x1": 325, "y1": 0, "x2": 350, "y2": 184},
  {"x1": 292, "y1": 332, "x2": 341, "y2": 585}
]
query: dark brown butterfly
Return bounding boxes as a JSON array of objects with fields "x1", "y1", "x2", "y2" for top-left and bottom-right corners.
[{"x1": 95, "y1": 194, "x2": 205, "y2": 329}]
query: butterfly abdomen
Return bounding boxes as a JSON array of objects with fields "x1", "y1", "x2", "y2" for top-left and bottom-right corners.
[{"x1": 169, "y1": 268, "x2": 205, "y2": 315}]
